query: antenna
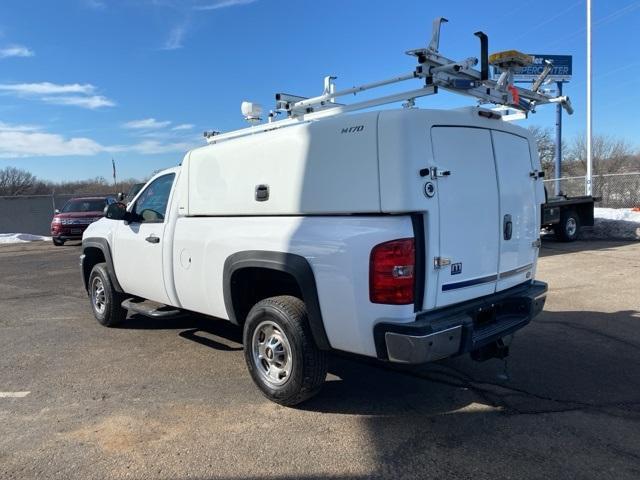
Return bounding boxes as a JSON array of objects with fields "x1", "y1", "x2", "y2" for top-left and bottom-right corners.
[{"x1": 241, "y1": 101, "x2": 263, "y2": 124}]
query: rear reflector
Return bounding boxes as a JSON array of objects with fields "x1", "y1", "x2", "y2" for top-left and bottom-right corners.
[{"x1": 369, "y1": 238, "x2": 415, "y2": 305}]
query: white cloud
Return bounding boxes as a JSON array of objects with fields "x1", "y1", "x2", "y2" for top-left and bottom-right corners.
[
  {"x1": 130, "y1": 140, "x2": 195, "y2": 155},
  {"x1": 163, "y1": 24, "x2": 187, "y2": 50},
  {"x1": 0, "y1": 126, "x2": 106, "y2": 158},
  {"x1": 160, "y1": 0, "x2": 258, "y2": 50},
  {"x1": 42, "y1": 95, "x2": 115, "y2": 109},
  {"x1": 0, "y1": 121, "x2": 197, "y2": 158},
  {"x1": 194, "y1": 0, "x2": 258, "y2": 11},
  {"x1": 0, "y1": 45, "x2": 34, "y2": 59},
  {"x1": 0, "y1": 82, "x2": 95, "y2": 95},
  {"x1": 123, "y1": 118, "x2": 172, "y2": 129},
  {"x1": 0, "y1": 82, "x2": 114, "y2": 110},
  {"x1": 0, "y1": 121, "x2": 40, "y2": 133},
  {"x1": 172, "y1": 123, "x2": 194, "y2": 131}
]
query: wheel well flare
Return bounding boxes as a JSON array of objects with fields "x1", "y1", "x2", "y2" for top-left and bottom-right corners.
[{"x1": 223, "y1": 251, "x2": 331, "y2": 350}]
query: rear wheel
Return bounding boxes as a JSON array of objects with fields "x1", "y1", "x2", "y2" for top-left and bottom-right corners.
[
  {"x1": 52, "y1": 238, "x2": 64, "y2": 246},
  {"x1": 243, "y1": 295, "x2": 327, "y2": 406},
  {"x1": 555, "y1": 210, "x2": 580, "y2": 242},
  {"x1": 88, "y1": 263, "x2": 127, "y2": 327}
]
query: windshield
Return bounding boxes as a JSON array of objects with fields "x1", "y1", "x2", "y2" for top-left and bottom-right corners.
[
  {"x1": 61, "y1": 199, "x2": 106, "y2": 213},
  {"x1": 126, "y1": 183, "x2": 144, "y2": 200}
]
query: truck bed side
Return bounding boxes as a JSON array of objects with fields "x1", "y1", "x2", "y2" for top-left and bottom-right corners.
[{"x1": 170, "y1": 215, "x2": 416, "y2": 357}]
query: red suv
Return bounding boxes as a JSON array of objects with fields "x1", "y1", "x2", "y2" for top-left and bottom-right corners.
[{"x1": 51, "y1": 196, "x2": 116, "y2": 246}]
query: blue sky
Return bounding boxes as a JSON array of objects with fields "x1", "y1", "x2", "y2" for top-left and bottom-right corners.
[{"x1": 0, "y1": 0, "x2": 638, "y2": 182}]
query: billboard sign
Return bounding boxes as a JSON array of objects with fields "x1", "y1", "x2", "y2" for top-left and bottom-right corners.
[{"x1": 494, "y1": 54, "x2": 572, "y2": 82}]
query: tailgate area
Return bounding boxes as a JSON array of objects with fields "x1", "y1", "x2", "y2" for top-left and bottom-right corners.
[{"x1": 374, "y1": 281, "x2": 547, "y2": 364}]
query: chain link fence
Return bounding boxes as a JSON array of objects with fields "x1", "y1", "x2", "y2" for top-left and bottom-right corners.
[{"x1": 544, "y1": 172, "x2": 640, "y2": 208}]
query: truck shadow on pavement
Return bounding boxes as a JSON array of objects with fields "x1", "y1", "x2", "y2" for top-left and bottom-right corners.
[
  {"x1": 303, "y1": 308, "x2": 640, "y2": 417},
  {"x1": 540, "y1": 237, "x2": 638, "y2": 257},
  {"x1": 298, "y1": 310, "x2": 640, "y2": 479},
  {"x1": 120, "y1": 308, "x2": 640, "y2": 419},
  {"x1": 118, "y1": 313, "x2": 243, "y2": 351}
]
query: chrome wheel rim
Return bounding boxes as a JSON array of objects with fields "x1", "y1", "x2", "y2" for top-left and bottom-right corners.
[
  {"x1": 251, "y1": 320, "x2": 293, "y2": 387},
  {"x1": 91, "y1": 276, "x2": 106, "y2": 315},
  {"x1": 566, "y1": 217, "x2": 577, "y2": 237}
]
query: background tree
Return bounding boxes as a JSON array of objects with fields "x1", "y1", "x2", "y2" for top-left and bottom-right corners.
[
  {"x1": 565, "y1": 134, "x2": 638, "y2": 175},
  {"x1": 0, "y1": 166, "x2": 142, "y2": 196},
  {"x1": 0, "y1": 166, "x2": 37, "y2": 196},
  {"x1": 527, "y1": 126, "x2": 558, "y2": 178}
]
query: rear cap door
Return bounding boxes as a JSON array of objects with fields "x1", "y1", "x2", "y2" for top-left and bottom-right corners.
[
  {"x1": 431, "y1": 126, "x2": 500, "y2": 308},
  {"x1": 491, "y1": 130, "x2": 538, "y2": 290}
]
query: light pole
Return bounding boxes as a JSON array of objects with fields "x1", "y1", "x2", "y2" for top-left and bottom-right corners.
[
  {"x1": 586, "y1": 0, "x2": 593, "y2": 195},
  {"x1": 555, "y1": 81, "x2": 563, "y2": 195}
]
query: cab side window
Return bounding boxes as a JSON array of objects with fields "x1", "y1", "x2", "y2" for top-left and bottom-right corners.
[{"x1": 132, "y1": 173, "x2": 175, "y2": 223}]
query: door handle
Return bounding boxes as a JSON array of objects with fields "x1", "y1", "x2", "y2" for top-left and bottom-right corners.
[
  {"x1": 503, "y1": 214, "x2": 513, "y2": 241},
  {"x1": 145, "y1": 235, "x2": 160, "y2": 244}
]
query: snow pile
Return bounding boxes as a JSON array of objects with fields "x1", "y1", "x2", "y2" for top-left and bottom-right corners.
[
  {"x1": 583, "y1": 208, "x2": 640, "y2": 240},
  {"x1": 594, "y1": 208, "x2": 640, "y2": 223},
  {"x1": 0, "y1": 233, "x2": 51, "y2": 244}
]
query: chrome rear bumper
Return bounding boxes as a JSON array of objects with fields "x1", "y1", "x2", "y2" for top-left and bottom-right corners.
[
  {"x1": 385, "y1": 325, "x2": 463, "y2": 364},
  {"x1": 375, "y1": 280, "x2": 547, "y2": 364}
]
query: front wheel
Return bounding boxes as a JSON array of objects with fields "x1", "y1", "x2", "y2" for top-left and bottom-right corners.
[
  {"x1": 243, "y1": 296, "x2": 327, "y2": 406},
  {"x1": 52, "y1": 238, "x2": 65, "y2": 246},
  {"x1": 88, "y1": 263, "x2": 127, "y2": 327}
]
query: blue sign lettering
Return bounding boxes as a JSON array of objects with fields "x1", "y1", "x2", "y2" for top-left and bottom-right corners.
[{"x1": 494, "y1": 54, "x2": 572, "y2": 82}]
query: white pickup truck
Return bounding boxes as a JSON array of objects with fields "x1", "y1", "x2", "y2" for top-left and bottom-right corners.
[
  {"x1": 80, "y1": 19, "x2": 564, "y2": 404},
  {"x1": 80, "y1": 107, "x2": 547, "y2": 405}
]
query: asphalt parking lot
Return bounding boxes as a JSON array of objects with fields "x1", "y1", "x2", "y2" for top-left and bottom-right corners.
[{"x1": 1, "y1": 239, "x2": 639, "y2": 479}]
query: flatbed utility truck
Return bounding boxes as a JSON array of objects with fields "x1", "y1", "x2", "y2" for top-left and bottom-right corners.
[
  {"x1": 542, "y1": 191, "x2": 595, "y2": 241},
  {"x1": 80, "y1": 18, "x2": 571, "y2": 405}
]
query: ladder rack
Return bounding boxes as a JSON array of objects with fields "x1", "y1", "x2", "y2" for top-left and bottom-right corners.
[{"x1": 205, "y1": 17, "x2": 573, "y2": 145}]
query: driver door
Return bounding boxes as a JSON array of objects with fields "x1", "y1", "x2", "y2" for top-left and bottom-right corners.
[{"x1": 112, "y1": 173, "x2": 175, "y2": 304}]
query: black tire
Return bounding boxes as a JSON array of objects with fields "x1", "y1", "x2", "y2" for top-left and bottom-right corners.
[
  {"x1": 88, "y1": 263, "x2": 127, "y2": 327},
  {"x1": 243, "y1": 295, "x2": 327, "y2": 406},
  {"x1": 555, "y1": 210, "x2": 580, "y2": 242},
  {"x1": 52, "y1": 238, "x2": 65, "y2": 246}
]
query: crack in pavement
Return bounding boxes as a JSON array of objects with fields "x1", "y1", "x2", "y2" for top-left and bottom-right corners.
[{"x1": 369, "y1": 360, "x2": 640, "y2": 420}]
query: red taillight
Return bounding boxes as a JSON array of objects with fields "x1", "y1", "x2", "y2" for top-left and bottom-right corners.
[{"x1": 369, "y1": 238, "x2": 415, "y2": 305}]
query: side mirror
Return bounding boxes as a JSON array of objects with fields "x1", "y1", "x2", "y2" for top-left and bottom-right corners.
[
  {"x1": 104, "y1": 202, "x2": 129, "y2": 221},
  {"x1": 116, "y1": 192, "x2": 125, "y2": 201},
  {"x1": 54, "y1": 208, "x2": 60, "y2": 214}
]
